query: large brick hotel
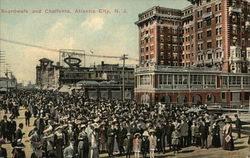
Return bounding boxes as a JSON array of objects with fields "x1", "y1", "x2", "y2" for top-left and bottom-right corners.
[{"x1": 134, "y1": 0, "x2": 250, "y2": 105}]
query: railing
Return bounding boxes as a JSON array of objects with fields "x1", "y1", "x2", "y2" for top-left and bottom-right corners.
[
  {"x1": 202, "y1": 12, "x2": 213, "y2": 19},
  {"x1": 135, "y1": 65, "x2": 222, "y2": 73}
]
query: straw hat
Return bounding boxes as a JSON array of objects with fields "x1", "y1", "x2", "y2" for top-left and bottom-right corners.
[{"x1": 142, "y1": 131, "x2": 149, "y2": 137}]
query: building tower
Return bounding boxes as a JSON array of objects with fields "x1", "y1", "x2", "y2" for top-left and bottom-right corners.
[
  {"x1": 184, "y1": 0, "x2": 250, "y2": 73},
  {"x1": 135, "y1": 6, "x2": 183, "y2": 67}
]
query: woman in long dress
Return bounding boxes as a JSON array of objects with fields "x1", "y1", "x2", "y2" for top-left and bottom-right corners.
[
  {"x1": 78, "y1": 128, "x2": 89, "y2": 158},
  {"x1": 211, "y1": 121, "x2": 221, "y2": 148},
  {"x1": 89, "y1": 129, "x2": 99, "y2": 158},
  {"x1": 54, "y1": 128, "x2": 65, "y2": 158},
  {"x1": 222, "y1": 121, "x2": 234, "y2": 150},
  {"x1": 133, "y1": 133, "x2": 142, "y2": 158},
  {"x1": 148, "y1": 130, "x2": 157, "y2": 158}
]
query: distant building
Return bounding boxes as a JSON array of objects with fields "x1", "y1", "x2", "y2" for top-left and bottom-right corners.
[
  {"x1": 36, "y1": 59, "x2": 134, "y2": 100},
  {"x1": 36, "y1": 58, "x2": 61, "y2": 89},
  {"x1": 0, "y1": 77, "x2": 17, "y2": 91}
]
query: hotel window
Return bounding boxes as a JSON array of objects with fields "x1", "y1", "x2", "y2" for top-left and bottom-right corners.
[
  {"x1": 198, "y1": 32, "x2": 203, "y2": 40},
  {"x1": 229, "y1": 76, "x2": 237, "y2": 85},
  {"x1": 216, "y1": 27, "x2": 222, "y2": 35},
  {"x1": 197, "y1": 21, "x2": 203, "y2": 28},
  {"x1": 243, "y1": 76, "x2": 250, "y2": 85},
  {"x1": 160, "y1": 27, "x2": 164, "y2": 33},
  {"x1": 207, "y1": 19, "x2": 211, "y2": 26},
  {"x1": 160, "y1": 36, "x2": 164, "y2": 42},
  {"x1": 141, "y1": 56, "x2": 144, "y2": 62},
  {"x1": 207, "y1": 7, "x2": 211, "y2": 13},
  {"x1": 207, "y1": 41, "x2": 212, "y2": 49},
  {"x1": 216, "y1": 39, "x2": 222, "y2": 47},
  {"x1": 168, "y1": 75, "x2": 172, "y2": 84},
  {"x1": 150, "y1": 54, "x2": 154, "y2": 59},
  {"x1": 216, "y1": 16, "x2": 222, "y2": 23},
  {"x1": 150, "y1": 37, "x2": 154, "y2": 42},
  {"x1": 191, "y1": 75, "x2": 202, "y2": 84},
  {"x1": 205, "y1": 75, "x2": 215, "y2": 85},
  {"x1": 197, "y1": 10, "x2": 203, "y2": 17},
  {"x1": 216, "y1": 3, "x2": 221, "y2": 11},
  {"x1": 208, "y1": 53, "x2": 212, "y2": 59},
  {"x1": 160, "y1": 43, "x2": 164, "y2": 50},
  {"x1": 150, "y1": 28, "x2": 154, "y2": 34},
  {"x1": 140, "y1": 48, "x2": 144, "y2": 53},
  {"x1": 150, "y1": 45, "x2": 154, "y2": 51},
  {"x1": 198, "y1": 43, "x2": 203, "y2": 50},
  {"x1": 173, "y1": 36, "x2": 178, "y2": 42},
  {"x1": 207, "y1": 30, "x2": 212, "y2": 37}
]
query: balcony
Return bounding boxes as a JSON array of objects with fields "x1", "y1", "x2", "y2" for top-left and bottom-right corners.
[
  {"x1": 229, "y1": 7, "x2": 242, "y2": 14},
  {"x1": 181, "y1": 14, "x2": 193, "y2": 21},
  {"x1": 202, "y1": 12, "x2": 213, "y2": 20},
  {"x1": 195, "y1": 60, "x2": 204, "y2": 65},
  {"x1": 213, "y1": 58, "x2": 223, "y2": 63},
  {"x1": 204, "y1": 59, "x2": 213, "y2": 66}
]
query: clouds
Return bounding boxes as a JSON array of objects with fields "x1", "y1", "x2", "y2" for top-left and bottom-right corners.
[
  {"x1": 81, "y1": 16, "x2": 104, "y2": 31},
  {"x1": 1, "y1": 0, "x2": 190, "y2": 83}
]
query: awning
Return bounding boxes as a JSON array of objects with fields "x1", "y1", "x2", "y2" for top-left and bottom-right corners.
[{"x1": 0, "y1": 87, "x2": 7, "y2": 92}]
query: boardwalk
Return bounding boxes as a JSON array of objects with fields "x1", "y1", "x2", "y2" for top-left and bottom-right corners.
[{"x1": 1, "y1": 108, "x2": 250, "y2": 158}]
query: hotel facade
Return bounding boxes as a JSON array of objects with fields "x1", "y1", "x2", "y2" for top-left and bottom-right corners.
[{"x1": 134, "y1": 0, "x2": 250, "y2": 105}]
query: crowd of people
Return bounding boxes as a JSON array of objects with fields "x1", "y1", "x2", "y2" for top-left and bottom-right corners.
[{"x1": 0, "y1": 89, "x2": 243, "y2": 158}]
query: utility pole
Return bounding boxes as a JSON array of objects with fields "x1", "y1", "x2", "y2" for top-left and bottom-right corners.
[{"x1": 121, "y1": 54, "x2": 128, "y2": 102}]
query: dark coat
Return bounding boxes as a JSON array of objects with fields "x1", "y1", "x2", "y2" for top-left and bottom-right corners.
[
  {"x1": 25, "y1": 111, "x2": 32, "y2": 118},
  {"x1": 9, "y1": 121, "x2": 17, "y2": 134},
  {"x1": 199, "y1": 123, "x2": 208, "y2": 137},
  {"x1": 141, "y1": 137, "x2": 149, "y2": 153},
  {"x1": 0, "y1": 147, "x2": 7, "y2": 158},
  {"x1": 235, "y1": 118, "x2": 241, "y2": 129},
  {"x1": 15, "y1": 128, "x2": 23, "y2": 140}
]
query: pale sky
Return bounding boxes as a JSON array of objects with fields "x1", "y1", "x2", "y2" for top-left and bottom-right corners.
[{"x1": 0, "y1": 0, "x2": 190, "y2": 83}]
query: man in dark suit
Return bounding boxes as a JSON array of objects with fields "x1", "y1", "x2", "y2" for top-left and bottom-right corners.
[
  {"x1": 15, "y1": 123, "x2": 24, "y2": 141},
  {"x1": 235, "y1": 114, "x2": 241, "y2": 139},
  {"x1": 0, "y1": 139, "x2": 7, "y2": 158},
  {"x1": 0, "y1": 115, "x2": 9, "y2": 142},
  {"x1": 25, "y1": 110, "x2": 32, "y2": 126},
  {"x1": 8, "y1": 117, "x2": 17, "y2": 143},
  {"x1": 107, "y1": 124, "x2": 115, "y2": 157},
  {"x1": 199, "y1": 119, "x2": 208, "y2": 149}
]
